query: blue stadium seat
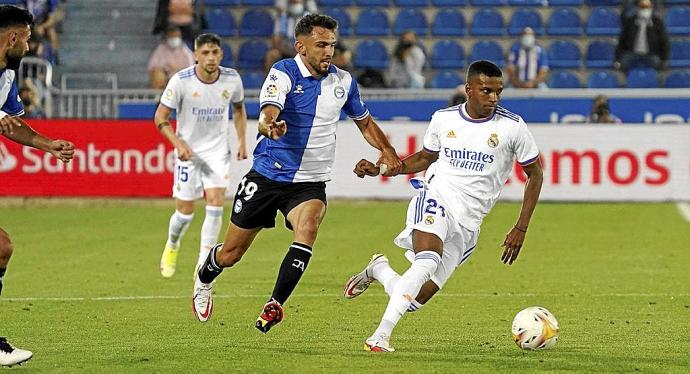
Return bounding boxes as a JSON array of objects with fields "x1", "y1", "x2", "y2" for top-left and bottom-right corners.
[
  {"x1": 508, "y1": 0, "x2": 543, "y2": 5},
  {"x1": 585, "y1": 0, "x2": 620, "y2": 5},
  {"x1": 666, "y1": 7, "x2": 690, "y2": 35},
  {"x1": 221, "y1": 43, "x2": 233, "y2": 67},
  {"x1": 548, "y1": 41, "x2": 581, "y2": 69},
  {"x1": 393, "y1": 9, "x2": 428, "y2": 35},
  {"x1": 355, "y1": 9, "x2": 390, "y2": 35},
  {"x1": 585, "y1": 40, "x2": 615, "y2": 68},
  {"x1": 241, "y1": 71, "x2": 266, "y2": 89},
  {"x1": 471, "y1": 9, "x2": 505, "y2": 36},
  {"x1": 432, "y1": 0, "x2": 467, "y2": 5},
  {"x1": 238, "y1": 40, "x2": 268, "y2": 70},
  {"x1": 356, "y1": 0, "x2": 392, "y2": 5},
  {"x1": 508, "y1": 9, "x2": 544, "y2": 35},
  {"x1": 549, "y1": 0, "x2": 583, "y2": 5},
  {"x1": 0, "y1": 0, "x2": 19, "y2": 4},
  {"x1": 205, "y1": 8, "x2": 236, "y2": 36},
  {"x1": 243, "y1": 0, "x2": 274, "y2": 5},
  {"x1": 319, "y1": 0, "x2": 354, "y2": 5},
  {"x1": 325, "y1": 8, "x2": 352, "y2": 36},
  {"x1": 626, "y1": 68, "x2": 658, "y2": 88},
  {"x1": 206, "y1": 0, "x2": 240, "y2": 5},
  {"x1": 665, "y1": 0, "x2": 690, "y2": 5},
  {"x1": 586, "y1": 7, "x2": 620, "y2": 36},
  {"x1": 547, "y1": 8, "x2": 583, "y2": 35},
  {"x1": 669, "y1": 41, "x2": 690, "y2": 68},
  {"x1": 239, "y1": 10, "x2": 273, "y2": 37},
  {"x1": 587, "y1": 70, "x2": 620, "y2": 88},
  {"x1": 471, "y1": 0, "x2": 506, "y2": 5},
  {"x1": 432, "y1": 9, "x2": 465, "y2": 36},
  {"x1": 431, "y1": 40, "x2": 465, "y2": 69},
  {"x1": 395, "y1": 0, "x2": 428, "y2": 6},
  {"x1": 548, "y1": 70, "x2": 581, "y2": 88},
  {"x1": 470, "y1": 41, "x2": 505, "y2": 67},
  {"x1": 431, "y1": 71, "x2": 463, "y2": 88},
  {"x1": 354, "y1": 40, "x2": 389, "y2": 69},
  {"x1": 664, "y1": 71, "x2": 690, "y2": 88}
]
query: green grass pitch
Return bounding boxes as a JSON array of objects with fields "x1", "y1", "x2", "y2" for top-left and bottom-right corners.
[{"x1": 1, "y1": 201, "x2": 689, "y2": 372}]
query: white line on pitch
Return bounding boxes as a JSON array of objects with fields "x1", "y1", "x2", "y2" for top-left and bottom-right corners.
[
  {"x1": 1, "y1": 293, "x2": 688, "y2": 302},
  {"x1": 676, "y1": 202, "x2": 690, "y2": 222}
]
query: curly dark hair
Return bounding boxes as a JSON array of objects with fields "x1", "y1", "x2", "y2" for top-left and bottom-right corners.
[{"x1": 294, "y1": 14, "x2": 338, "y2": 38}]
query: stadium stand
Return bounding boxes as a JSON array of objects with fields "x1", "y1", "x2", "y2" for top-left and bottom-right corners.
[
  {"x1": 664, "y1": 70, "x2": 690, "y2": 88},
  {"x1": 549, "y1": 70, "x2": 582, "y2": 88},
  {"x1": 431, "y1": 70, "x2": 464, "y2": 88},
  {"x1": 205, "y1": 7, "x2": 236, "y2": 37},
  {"x1": 239, "y1": 10, "x2": 273, "y2": 37},
  {"x1": 626, "y1": 68, "x2": 659, "y2": 88},
  {"x1": 325, "y1": 8, "x2": 352, "y2": 36},
  {"x1": 665, "y1": 7, "x2": 690, "y2": 36},
  {"x1": 586, "y1": 40, "x2": 616, "y2": 69},
  {"x1": 508, "y1": 9, "x2": 544, "y2": 35},
  {"x1": 355, "y1": 8, "x2": 390, "y2": 35},
  {"x1": 393, "y1": 9, "x2": 428, "y2": 36},
  {"x1": 548, "y1": 40, "x2": 581, "y2": 69},
  {"x1": 470, "y1": 9, "x2": 505, "y2": 36},
  {"x1": 586, "y1": 7, "x2": 621, "y2": 36},
  {"x1": 546, "y1": 8, "x2": 583, "y2": 35},
  {"x1": 237, "y1": 39, "x2": 269, "y2": 70},
  {"x1": 431, "y1": 40, "x2": 465, "y2": 69},
  {"x1": 669, "y1": 41, "x2": 690, "y2": 68},
  {"x1": 470, "y1": 40, "x2": 505, "y2": 67},
  {"x1": 354, "y1": 40, "x2": 389, "y2": 69},
  {"x1": 432, "y1": 9, "x2": 466, "y2": 36},
  {"x1": 588, "y1": 70, "x2": 621, "y2": 88}
]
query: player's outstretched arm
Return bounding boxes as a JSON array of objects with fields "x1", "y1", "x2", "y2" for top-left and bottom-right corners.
[
  {"x1": 232, "y1": 101, "x2": 248, "y2": 160},
  {"x1": 154, "y1": 104, "x2": 192, "y2": 161},
  {"x1": 257, "y1": 104, "x2": 286, "y2": 140},
  {"x1": 353, "y1": 149, "x2": 438, "y2": 178},
  {"x1": 501, "y1": 159, "x2": 543, "y2": 265},
  {"x1": 2, "y1": 116, "x2": 74, "y2": 163},
  {"x1": 353, "y1": 115, "x2": 402, "y2": 176}
]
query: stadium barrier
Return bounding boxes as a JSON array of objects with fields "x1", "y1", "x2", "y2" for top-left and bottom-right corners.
[{"x1": 1, "y1": 120, "x2": 688, "y2": 201}]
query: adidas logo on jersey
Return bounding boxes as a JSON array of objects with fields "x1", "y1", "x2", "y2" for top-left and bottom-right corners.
[
  {"x1": 447, "y1": 130, "x2": 456, "y2": 138},
  {"x1": 192, "y1": 91, "x2": 201, "y2": 98}
]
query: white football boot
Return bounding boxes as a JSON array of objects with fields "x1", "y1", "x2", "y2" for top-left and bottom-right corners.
[
  {"x1": 0, "y1": 337, "x2": 32, "y2": 367},
  {"x1": 364, "y1": 334, "x2": 395, "y2": 353},
  {"x1": 343, "y1": 253, "x2": 388, "y2": 299},
  {"x1": 192, "y1": 274, "x2": 213, "y2": 322}
]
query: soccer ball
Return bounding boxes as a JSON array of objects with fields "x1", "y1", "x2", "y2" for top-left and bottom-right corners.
[{"x1": 511, "y1": 306, "x2": 559, "y2": 350}]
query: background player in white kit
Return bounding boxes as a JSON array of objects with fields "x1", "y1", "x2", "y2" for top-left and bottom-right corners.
[
  {"x1": 154, "y1": 33, "x2": 248, "y2": 278},
  {"x1": 343, "y1": 60, "x2": 544, "y2": 352}
]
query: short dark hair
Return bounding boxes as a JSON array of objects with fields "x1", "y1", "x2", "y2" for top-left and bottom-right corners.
[
  {"x1": 0, "y1": 5, "x2": 33, "y2": 30},
  {"x1": 466, "y1": 60, "x2": 503, "y2": 81},
  {"x1": 295, "y1": 14, "x2": 338, "y2": 38},
  {"x1": 194, "y1": 33, "x2": 222, "y2": 50}
]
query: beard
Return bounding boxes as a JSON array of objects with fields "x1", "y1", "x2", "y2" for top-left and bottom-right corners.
[{"x1": 6, "y1": 53, "x2": 23, "y2": 70}]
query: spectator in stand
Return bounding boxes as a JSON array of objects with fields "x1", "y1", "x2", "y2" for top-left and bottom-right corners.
[
  {"x1": 148, "y1": 25, "x2": 195, "y2": 89},
  {"x1": 275, "y1": 0, "x2": 317, "y2": 14},
  {"x1": 448, "y1": 85, "x2": 466, "y2": 106},
  {"x1": 333, "y1": 43, "x2": 353, "y2": 71},
  {"x1": 153, "y1": 0, "x2": 207, "y2": 46},
  {"x1": 588, "y1": 95, "x2": 622, "y2": 124},
  {"x1": 614, "y1": 0, "x2": 669, "y2": 72},
  {"x1": 264, "y1": 0, "x2": 312, "y2": 72},
  {"x1": 387, "y1": 30, "x2": 426, "y2": 89},
  {"x1": 18, "y1": 83, "x2": 45, "y2": 119},
  {"x1": 20, "y1": 0, "x2": 59, "y2": 64},
  {"x1": 507, "y1": 27, "x2": 549, "y2": 89}
]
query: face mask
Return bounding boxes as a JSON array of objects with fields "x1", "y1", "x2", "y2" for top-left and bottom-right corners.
[
  {"x1": 521, "y1": 34, "x2": 535, "y2": 49},
  {"x1": 400, "y1": 41, "x2": 413, "y2": 48},
  {"x1": 167, "y1": 36, "x2": 182, "y2": 49},
  {"x1": 287, "y1": 3, "x2": 304, "y2": 17},
  {"x1": 638, "y1": 8, "x2": 652, "y2": 19}
]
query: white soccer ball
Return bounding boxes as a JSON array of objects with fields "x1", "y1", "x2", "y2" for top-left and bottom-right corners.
[{"x1": 511, "y1": 306, "x2": 560, "y2": 350}]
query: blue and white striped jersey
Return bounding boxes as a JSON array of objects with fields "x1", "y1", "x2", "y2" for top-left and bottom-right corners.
[
  {"x1": 256, "y1": 56, "x2": 369, "y2": 183},
  {"x1": 0, "y1": 68, "x2": 24, "y2": 118}
]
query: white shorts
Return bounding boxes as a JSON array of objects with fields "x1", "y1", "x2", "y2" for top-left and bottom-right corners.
[
  {"x1": 172, "y1": 152, "x2": 231, "y2": 200},
  {"x1": 394, "y1": 188, "x2": 480, "y2": 289}
]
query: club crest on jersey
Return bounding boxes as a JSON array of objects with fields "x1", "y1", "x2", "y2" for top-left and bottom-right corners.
[
  {"x1": 488, "y1": 133, "x2": 499, "y2": 148},
  {"x1": 234, "y1": 199, "x2": 243, "y2": 213},
  {"x1": 424, "y1": 215, "x2": 434, "y2": 225},
  {"x1": 447, "y1": 130, "x2": 456, "y2": 138},
  {"x1": 222, "y1": 90, "x2": 230, "y2": 100},
  {"x1": 164, "y1": 89, "x2": 173, "y2": 99},
  {"x1": 334, "y1": 86, "x2": 345, "y2": 98},
  {"x1": 266, "y1": 84, "x2": 278, "y2": 97},
  {"x1": 294, "y1": 84, "x2": 304, "y2": 94}
]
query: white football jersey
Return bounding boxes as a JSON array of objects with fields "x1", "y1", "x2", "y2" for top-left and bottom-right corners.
[
  {"x1": 422, "y1": 103, "x2": 539, "y2": 231},
  {"x1": 160, "y1": 65, "x2": 244, "y2": 156}
]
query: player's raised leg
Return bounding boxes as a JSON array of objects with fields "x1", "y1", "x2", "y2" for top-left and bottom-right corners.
[
  {"x1": 255, "y1": 199, "x2": 326, "y2": 333},
  {"x1": 366, "y1": 230, "x2": 442, "y2": 352},
  {"x1": 343, "y1": 253, "x2": 390, "y2": 299},
  {"x1": 197, "y1": 187, "x2": 225, "y2": 273},
  {"x1": 161, "y1": 199, "x2": 195, "y2": 278},
  {"x1": 193, "y1": 222, "x2": 261, "y2": 322}
]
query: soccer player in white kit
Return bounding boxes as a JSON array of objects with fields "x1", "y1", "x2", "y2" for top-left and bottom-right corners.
[
  {"x1": 343, "y1": 60, "x2": 544, "y2": 352},
  {"x1": 155, "y1": 33, "x2": 248, "y2": 278}
]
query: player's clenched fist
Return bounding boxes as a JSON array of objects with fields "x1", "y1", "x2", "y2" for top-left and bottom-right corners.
[
  {"x1": 48, "y1": 140, "x2": 75, "y2": 163},
  {"x1": 267, "y1": 120, "x2": 287, "y2": 140},
  {"x1": 353, "y1": 159, "x2": 380, "y2": 178}
]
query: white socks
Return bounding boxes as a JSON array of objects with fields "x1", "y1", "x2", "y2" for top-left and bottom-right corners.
[
  {"x1": 166, "y1": 210, "x2": 194, "y2": 249},
  {"x1": 371, "y1": 260, "x2": 401, "y2": 296},
  {"x1": 198, "y1": 206, "x2": 224, "y2": 268},
  {"x1": 373, "y1": 251, "x2": 441, "y2": 339}
]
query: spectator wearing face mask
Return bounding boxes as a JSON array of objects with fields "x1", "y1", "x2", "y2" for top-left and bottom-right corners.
[
  {"x1": 387, "y1": 30, "x2": 426, "y2": 89},
  {"x1": 588, "y1": 95, "x2": 622, "y2": 124},
  {"x1": 148, "y1": 26, "x2": 196, "y2": 89},
  {"x1": 506, "y1": 27, "x2": 549, "y2": 89},
  {"x1": 614, "y1": 0, "x2": 669, "y2": 72},
  {"x1": 264, "y1": 0, "x2": 313, "y2": 72}
]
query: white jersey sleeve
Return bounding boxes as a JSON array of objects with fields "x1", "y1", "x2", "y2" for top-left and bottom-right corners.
[
  {"x1": 422, "y1": 114, "x2": 442, "y2": 152},
  {"x1": 231, "y1": 75, "x2": 244, "y2": 104},
  {"x1": 160, "y1": 73, "x2": 182, "y2": 110},
  {"x1": 259, "y1": 68, "x2": 292, "y2": 110},
  {"x1": 512, "y1": 119, "x2": 540, "y2": 165}
]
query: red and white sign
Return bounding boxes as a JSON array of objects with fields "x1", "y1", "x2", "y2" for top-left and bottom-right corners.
[{"x1": 1, "y1": 120, "x2": 689, "y2": 201}]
